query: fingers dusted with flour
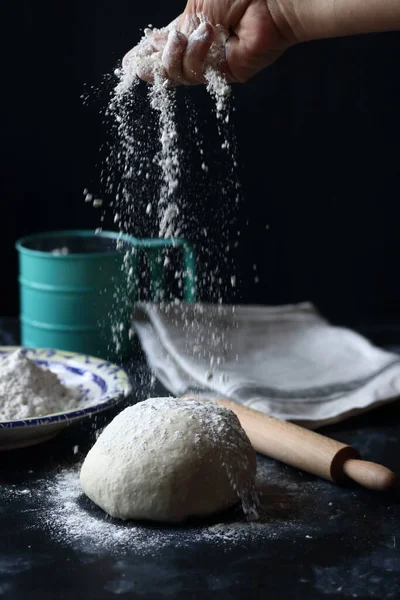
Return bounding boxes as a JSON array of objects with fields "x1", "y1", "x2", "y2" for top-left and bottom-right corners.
[
  {"x1": 139, "y1": 22, "x2": 215, "y2": 86},
  {"x1": 122, "y1": 32, "x2": 157, "y2": 84},
  {"x1": 121, "y1": 1, "x2": 290, "y2": 86},
  {"x1": 162, "y1": 29, "x2": 188, "y2": 83},
  {"x1": 182, "y1": 22, "x2": 215, "y2": 84},
  {"x1": 123, "y1": 0, "x2": 400, "y2": 87}
]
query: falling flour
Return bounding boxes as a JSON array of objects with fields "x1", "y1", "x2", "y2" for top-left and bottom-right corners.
[
  {"x1": 0, "y1": 350, "x2": 81, "y2": 421},
  {"x1": 2, "y1": 457, "x2": 343, "y2": 557},
  {"x1": 83, "y1": 17, "x2": 241, "y2": 355},
  {"x1": 112, "y1": 17, "x2": 232, "y2": 239}
]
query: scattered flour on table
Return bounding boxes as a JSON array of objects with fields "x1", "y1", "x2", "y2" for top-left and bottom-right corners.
[
  {"x1": 53, "y1": 469, "x2": 266, "y2": 553},
  {"x1": 28, "y1": 466, "x2": 300, "y2": 555},
  {"x1": 0, "y1": 350, "x2": 81, "y2": 420},
  {"x1": 3, "y1": 458, "x2": 333, "y2": 556}
]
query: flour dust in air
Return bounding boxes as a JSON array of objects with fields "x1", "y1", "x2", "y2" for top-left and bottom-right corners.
[
  {"x1": 111, "y1": 18, "x2": 234, "y2": 240},
  {"x1": 84, "y1": 17, "x2": 242, "y2": 357}
]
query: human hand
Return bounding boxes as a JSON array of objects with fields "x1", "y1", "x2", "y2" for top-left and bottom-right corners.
[
  {"x1": 123, "y1": 0, "x2": 293, "y2": 85},
  {"x1": 123, "y1": 0, "x2": 400, "y2": 86}
]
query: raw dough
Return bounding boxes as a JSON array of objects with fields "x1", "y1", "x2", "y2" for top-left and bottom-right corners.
[{"x1": 80, "y1": 397, "x2": 257, "y2": 522}]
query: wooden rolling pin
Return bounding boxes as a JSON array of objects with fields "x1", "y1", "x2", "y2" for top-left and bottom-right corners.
[{"x1": 196, "y1": 396, "x2": 397, "y2": 492}]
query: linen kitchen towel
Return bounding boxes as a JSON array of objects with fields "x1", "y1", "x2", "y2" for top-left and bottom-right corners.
[{"x1": 132, "y1": 302, "x2": 400, "y2": 428}]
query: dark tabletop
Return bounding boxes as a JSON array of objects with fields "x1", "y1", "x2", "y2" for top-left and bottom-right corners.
[{"x1": 1, "y1": 320, "x2": 399, "y2": 600}]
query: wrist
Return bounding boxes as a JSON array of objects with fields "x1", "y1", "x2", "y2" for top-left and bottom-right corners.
[
  {"x1": 269, "y1": 0, "x2": 400, "y2": 44},
  {"x1": 267, "y1": 0, "x2": 334, "y2": 44}
]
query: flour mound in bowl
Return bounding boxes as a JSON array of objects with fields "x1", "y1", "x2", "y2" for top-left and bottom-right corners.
[
  {"x1": 0, "y1": 349, "x2": 81, "y2": 421},
  {"x1": 80, "y1": 397, "x2": 257, "y2": 523}
]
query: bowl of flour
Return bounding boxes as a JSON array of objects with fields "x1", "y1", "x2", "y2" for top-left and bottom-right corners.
[{"x1": 0, "y1": 347, "x2": 131, "y2": 450}]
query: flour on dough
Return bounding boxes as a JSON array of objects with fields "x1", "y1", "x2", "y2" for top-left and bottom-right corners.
[{"x1": 80, "y1": 397, "x2": 257, "y2": 523}]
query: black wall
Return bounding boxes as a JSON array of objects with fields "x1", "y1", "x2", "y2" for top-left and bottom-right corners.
[{"x1": 1, "y1": 1, "x2": 399, "y2": 333}]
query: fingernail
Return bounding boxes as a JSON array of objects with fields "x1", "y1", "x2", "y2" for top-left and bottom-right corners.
[
  {"x1": 197, "y1": 22, "x2": 209, "y2": 35},
  {"x1": 168, "y1": 28, "x2": 186, "y2": 44},
  {"x1": 190, "y1": 22, "x2": 212, "y2": 41},
  {"x1": 144, "y1": 28, "x2": 154, "y2": 38}
]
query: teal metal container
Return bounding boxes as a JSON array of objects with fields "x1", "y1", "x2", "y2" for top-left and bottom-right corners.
[{"x1": 16, "y1": 230, "x2": 196, "y2": 360}]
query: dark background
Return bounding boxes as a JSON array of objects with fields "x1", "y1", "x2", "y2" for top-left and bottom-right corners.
[{"x1": 1, "y1": 1, "x2": 399, "y2": 336}]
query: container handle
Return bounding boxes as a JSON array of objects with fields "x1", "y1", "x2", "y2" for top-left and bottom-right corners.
[{"x1": 129, "y1": 237, "x2": 196, "y2": 302}]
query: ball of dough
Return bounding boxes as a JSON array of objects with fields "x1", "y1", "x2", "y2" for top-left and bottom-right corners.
[{"x1": 80, "y1": 397, "x2": 257, "y2": 523}]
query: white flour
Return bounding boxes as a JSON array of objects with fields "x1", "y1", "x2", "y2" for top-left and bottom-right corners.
[
  {"x1": 2, "y1": 458, "x2": 336, "y2": 557},
  {"x1": 51, "y1": 247, "x2": 69, "y2": 256},
  {"x1": 44, "y1": 468, "x2": 267, "y2": 554},
  {"x1": 149, "y1": 72, "x2": 181, "y2": 239},
  {"x1": 84, "y1": 17, "x2": 241, "y2": 355},
  {"x1": 113, "y1": 18, "x2": 232, "y2": 239},
  {"x1": 0, "y1": 350, "x2": 81, "y2": 421}
]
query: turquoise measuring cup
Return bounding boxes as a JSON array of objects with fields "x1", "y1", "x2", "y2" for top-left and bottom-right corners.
[{"x1": 16, "y1": 230, "x2": 196, "y2": 359}]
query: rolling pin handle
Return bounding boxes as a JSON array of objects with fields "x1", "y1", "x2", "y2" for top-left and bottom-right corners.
[{"x1": 342, "y1": 458, "x2": 397, "y2": 492}]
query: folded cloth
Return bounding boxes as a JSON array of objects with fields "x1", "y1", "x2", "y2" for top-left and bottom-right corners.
[{"x1": 132, "y1": 302, "x2": 400, "y2": 428}]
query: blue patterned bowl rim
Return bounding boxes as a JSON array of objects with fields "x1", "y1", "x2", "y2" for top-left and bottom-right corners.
[{"x1": 0, "y1": 347, "x2": 132, "y2": 429}]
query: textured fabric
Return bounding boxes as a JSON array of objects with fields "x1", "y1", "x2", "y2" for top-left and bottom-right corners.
[{"x1": 132, "y1": 302, "x2": 400, "y2": 428}]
